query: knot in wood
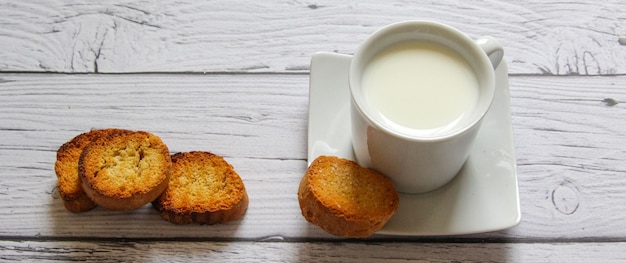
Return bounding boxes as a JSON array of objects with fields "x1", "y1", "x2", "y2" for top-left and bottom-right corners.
[{"x1": 551, "y1": 180, "x2": 580, "y2": 215}]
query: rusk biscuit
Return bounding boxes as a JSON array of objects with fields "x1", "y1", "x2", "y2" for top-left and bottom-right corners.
[
  {"x1": 153, "y1": 151, "x2": 248, "y2": 225},
  {"x1": 54, "y1": 128, "x2": 130, "y2": 212},
  {"x1": 298, "y1": 156, "x2": 399, "y2": 237},
  {"x1": 78, "y1": 130, "x2": 171, "y2": 211}
]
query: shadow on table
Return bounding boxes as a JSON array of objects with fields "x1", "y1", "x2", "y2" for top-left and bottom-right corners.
[
  {"x1": 294, "y1": 216, "x2": 513, "y2": 262},
  {"x1": 293, "y1": 239, "x2": 512, "y2": 262},
  {"x1": 48, "y1": 186, "x2": 244, "y2": 240}
]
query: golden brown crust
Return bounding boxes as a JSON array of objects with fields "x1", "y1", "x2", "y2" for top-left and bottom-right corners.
[
  {"x1": 298, "y1": 156, "x2": 399, "y2": 237},
  {"x1": 78, "y1": 130, "x2": 171, "y2": 211},
  {"x1": 54, "y1": 129, "x2": 130, "y2": 212},
  {"x1": 152, "y1": 151, "x2": 248, "y2": 225}
]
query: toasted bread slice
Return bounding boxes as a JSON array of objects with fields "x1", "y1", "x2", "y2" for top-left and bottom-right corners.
[
  {"x1": 298, "y1": 156, "x2": 399, "y2": 237},
  {"x1": 153, "y1": 151, "x2": 248, "y2": 225},
  {"x1": 54, "y1": 128, "x2": 131, "y2": 212},
  {"x1": 78, "y1": 131, "x2": 171, "y2": 211}
]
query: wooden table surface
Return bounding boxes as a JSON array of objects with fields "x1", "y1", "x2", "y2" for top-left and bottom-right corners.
[{"x1": 1, "y1": 1, "x2": 625, "y2": 262}]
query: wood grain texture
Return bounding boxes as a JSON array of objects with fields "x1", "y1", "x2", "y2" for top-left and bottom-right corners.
[
  {"x1": 1, "y1": 240, "x2": 625, "y2": 262},
  {"x1": 506, "y1": 75, "x2": 626, "y2": 240},
  {"x1": 0, "y1": 0, "x2": 624, "y2": 75},
  {"x1": 0, "y1": 73, "x2": 624, "y2": 241}
]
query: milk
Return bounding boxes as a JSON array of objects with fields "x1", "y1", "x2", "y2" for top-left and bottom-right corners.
[{"x1": 362, "y1": 41, "x2": 479, "y2": 136}]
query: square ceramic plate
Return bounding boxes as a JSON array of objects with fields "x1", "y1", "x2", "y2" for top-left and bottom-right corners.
[{"x1": 307, "y1": 52, "x2": 521, "y2": 236}]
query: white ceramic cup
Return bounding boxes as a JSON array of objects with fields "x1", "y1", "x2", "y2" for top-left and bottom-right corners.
[{"x1": 349, "y1": 20, "x2": 503, "y2": 193}]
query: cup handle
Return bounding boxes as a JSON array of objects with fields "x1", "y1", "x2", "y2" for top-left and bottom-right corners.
[{"x1": 476, "y1": 36, "x2": 504, "y2": 69}]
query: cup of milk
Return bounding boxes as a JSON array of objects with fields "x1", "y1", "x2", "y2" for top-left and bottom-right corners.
[{"x1": 349, "y1": 20, "x2": 503, "y2": 193}]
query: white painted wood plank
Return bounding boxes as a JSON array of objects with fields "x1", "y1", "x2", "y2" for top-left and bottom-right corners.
[
  {"x1": 0, "y1": 74, "x2": 309, "y2": 159},
  {"x1": 502, "y1": 75, "x2": 626, "y2": 240},
  {"x1": 0, "y1": 74, "x2": 624, "y2": 241},
  {"x1": 1, "y1": 240, "x2": 625, "y2": 262},
  {"x1": 0, "y1": 1, "x2": 624, "y2": 75}
]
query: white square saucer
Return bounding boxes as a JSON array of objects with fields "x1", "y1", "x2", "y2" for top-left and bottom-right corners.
[{"x1": 307, "y1": 52, "x2": 521, "y2": 236}]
